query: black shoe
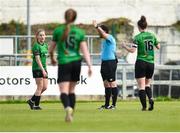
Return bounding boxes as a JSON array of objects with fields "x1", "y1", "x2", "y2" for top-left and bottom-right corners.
[
  {"x1": 148, "y1": 99, "x2": 154, "y2": 111},
  {"x1": 98, "y1": 105, "x2": 105, "y2": 110},
  {"x1": 27, "y1": 99, "x2": 34, "y2": 110},
  {"x1": 105, "y1": 105, "x2": 111, "y2": 109},
  {"x1": 33, "y1": 106, "x2": 42, "y2": 110},
  {"x1": 109, "y1": 105, "x2": 116, "y2": 109},
  {"x1": 98, "y1": 105, "x2": 111, "y2": 110}
]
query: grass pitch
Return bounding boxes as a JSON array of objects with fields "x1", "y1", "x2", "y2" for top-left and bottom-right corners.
[{"x1": 0, "y1": 101, "x2": 180, "y2": 132}]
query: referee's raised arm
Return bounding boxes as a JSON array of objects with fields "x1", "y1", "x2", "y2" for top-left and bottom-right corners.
[{"x1": 93, "y1": 20, "x2": 108, "y2": 39}]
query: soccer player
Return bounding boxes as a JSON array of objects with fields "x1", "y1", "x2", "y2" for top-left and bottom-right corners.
[
  {"x1": 93, "y1": 20, "x2": 118, "y2": 110},
  {"x1": 49, "y1": 9, "x2": 92, "y2": 122},
  {"x1": 27, "y1": 29, "x2": 48, "y2": 110},
  {"x1": 122, "y1": 16, "x2": 160, "y2": 111}
]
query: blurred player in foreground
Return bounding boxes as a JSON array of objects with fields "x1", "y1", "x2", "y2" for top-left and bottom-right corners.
[{"x1": 49, "y1": 9, "x2": 92, "y2": 122}]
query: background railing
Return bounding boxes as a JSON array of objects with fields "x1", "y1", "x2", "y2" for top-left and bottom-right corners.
[
  {"x1": 0, "y1": 35, "x2": 102, "y2": 66},
  {"x1": 116, "y1": 65, "x2": 180, "y2": 99},
  {"x1": 0, "y1": 35, "x2": 180, "y2": 99}
]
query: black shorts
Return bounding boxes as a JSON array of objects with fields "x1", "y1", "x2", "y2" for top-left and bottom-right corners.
[
  {"x1": 32, "y1": 70, "x2": 48, "y2": 78},
  {"x1": 100, "y1": 60, "x2": 117, "y2": 82},
  {"x1": 57, "y1": 60, "x2": 81, "y2": 83},
  {"x1": 135, "y1": 60, "x2": 154, "y2": 79}
]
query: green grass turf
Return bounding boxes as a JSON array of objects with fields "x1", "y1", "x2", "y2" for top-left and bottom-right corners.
[{"x1": 0, "y1": 101, "x2": 180, "y2": 132}]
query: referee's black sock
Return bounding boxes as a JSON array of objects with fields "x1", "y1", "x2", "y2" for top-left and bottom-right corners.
[
  {"x1": 69, "y1": 93, "x2": 76, "y2": 109},
  {"x1": 139, "y1": 90, "x2": 146, "y2": 110},
  {"x1": 105, "y1": 88, "x2": 111, "y2": 107},
  {"x1": 34, "y1": 96, "x2": 41, "y2": 106},
  {"x1": 112, "y1": 87, "x2": 118, "y2": 106},
  {"x1": 60, "y1": 93, "x2": 69, "y2": 109},
  {"x1": 145, "y1": 86, "x2": 152, "y2": 100}
]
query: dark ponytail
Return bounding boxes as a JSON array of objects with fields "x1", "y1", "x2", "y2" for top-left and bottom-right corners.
[
  {"x1": 61, "y1": 9, "x2": 77, "y2": 41},
  {"x1": 137, "y1": 15, "x2": 147, "y2": 30},
  {"x1": 61, "y1": 24, "x2": 70, "y2": 41}
]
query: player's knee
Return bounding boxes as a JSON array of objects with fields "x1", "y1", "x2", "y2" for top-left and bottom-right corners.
[
  {"x1": 43, "y1": 87, "x2": 47, "y2": 91},
  {"x1": 37, "y1": 84, "x2": 43, "y2": 91}
]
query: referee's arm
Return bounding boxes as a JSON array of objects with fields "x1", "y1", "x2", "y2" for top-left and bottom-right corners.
[{"x1": 92, "y1": 20, "x2": 108, "y2": 39}]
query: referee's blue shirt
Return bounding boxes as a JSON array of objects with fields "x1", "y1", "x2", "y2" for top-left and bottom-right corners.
[{"x1": 101, "y1": 34, "x2": 116, "y2": 61}]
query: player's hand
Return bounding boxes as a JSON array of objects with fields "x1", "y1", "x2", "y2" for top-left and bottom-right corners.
[
  {"x1": 42, "y1": 70, "x2": 47, "y2": 78},
  {"x1": 121, "y1": 41, "x2": 126, "y2": 48},
  {"x1": 88, "y1": 66, "x2": 92, "y2": 77}
]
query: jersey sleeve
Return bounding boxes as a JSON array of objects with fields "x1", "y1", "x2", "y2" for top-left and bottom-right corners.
[
  {"x1": 32, "y1": 43, "x2": 40, "y2": 56},
  {"x1": 133, "y1": 36, "x2": 138, "y2": 44},
  {"x1": 46, "y1": 43, "x2": 48, "y2": 50},
  {"x1": 154, "y1": 35, "x2": 159, "y2": 46},
  {"x1": 79, "y1": 30, "x2": 86, "y2": 42},
  {"x1": 132, "y1": 36, "x2": 138, "y2": 48},
  {"x1": 52, "y1": 29, "x2": 58, "y2": 43},
  {"x1": 105, "y1": 35, "x2": 114, "y2": 44}
]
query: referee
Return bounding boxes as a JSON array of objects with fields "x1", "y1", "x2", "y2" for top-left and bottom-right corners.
[{"x1": 93, "y1": 20, "x2": 118, "y2": 110}]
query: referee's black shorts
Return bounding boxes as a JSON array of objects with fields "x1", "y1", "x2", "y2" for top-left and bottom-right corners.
[
  {"x1": 135, "y1": 59, "x2": 154, "y2": 79},
  {"x1": 100, "y1": 59, "x2": 117, "y2": 82},
  {"x1": 57, "y1": 60, "x2": 81, "y2": 83}
]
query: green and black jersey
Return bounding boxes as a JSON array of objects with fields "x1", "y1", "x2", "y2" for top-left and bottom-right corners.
[
  {"x1": 133, "y1": 31, "x2": 158, "y2": 64},
  {"x1": 32, "y1": 42, "x2": 48, "y2": 70},
  {"x1": 52, "y1": 24, "x2": 86, "y2": 64}
]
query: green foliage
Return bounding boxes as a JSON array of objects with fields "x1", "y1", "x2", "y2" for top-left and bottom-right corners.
[
  {"x1": 0, "y1": 19, "x2": 133, "y2": 55},
  {"x1": 77, "y1": 17, "x2": 133, "y2": 36},
  {"x1": 155, "y1": 96, "x2": 173, "y2": 101},
  {"x1": 32, "y1": 23, "x2": 60, "y2": 35},
  {"x1": 0, "y1": 18, "x2": 133, "y2": 36},
  {"x1": 172, "y1": 21, "x2": 180, "y2": 32},
  {"x1": 165, "y1": 60, "x2": 179, "y2": 65},
  {"x1": 0, "y1": 20, "x2": 26, "y2": 35},
  {"x1": 102, "y1": 17, "x2": 133, "y2": 34}
]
